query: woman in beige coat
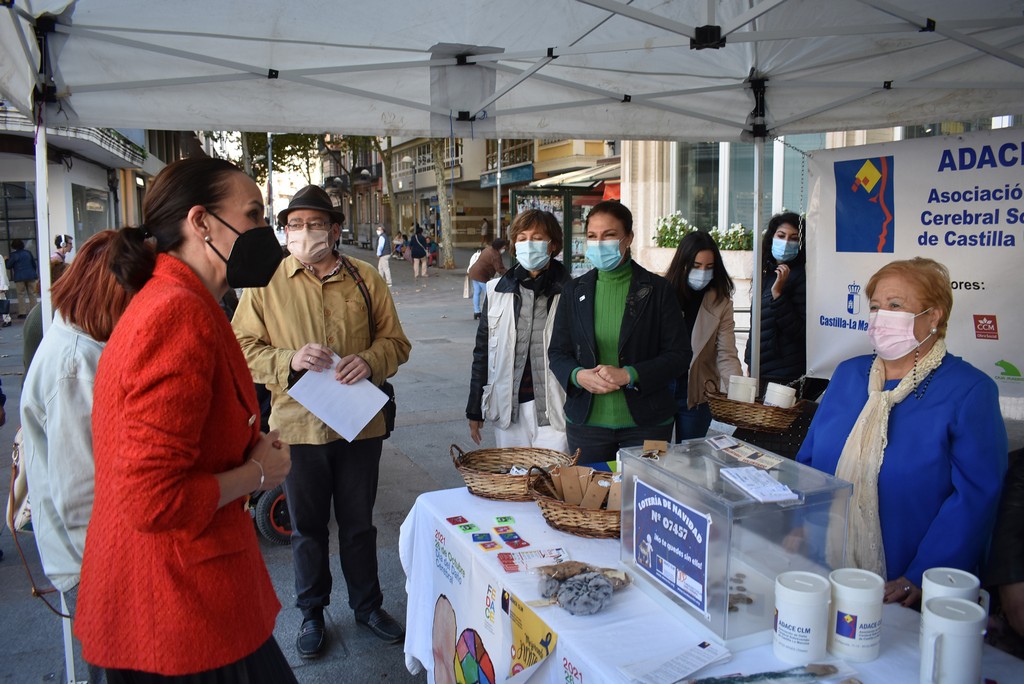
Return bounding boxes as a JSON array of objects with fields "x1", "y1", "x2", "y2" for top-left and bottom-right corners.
[{"x1": 664, "y1": 231, "x2": 743, "y2": 440}]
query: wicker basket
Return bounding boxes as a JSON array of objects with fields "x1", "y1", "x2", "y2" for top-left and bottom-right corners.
[
  {"x1": 451, "y1": 445, "x2": 578, "y2": 501},
  {"x1": 704, "y1": 380, "x2": 805, "y2": 434},
  {"x1": 528, "y1": 468, "x2": 621, "y2": 539}
]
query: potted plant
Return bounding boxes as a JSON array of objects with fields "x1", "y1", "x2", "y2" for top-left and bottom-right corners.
[{"x1": 647, "y1": 212, "x2": 754, "y2": 277}]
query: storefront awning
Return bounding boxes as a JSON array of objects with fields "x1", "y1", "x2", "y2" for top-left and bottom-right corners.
[{"x1": 529, "y1": 162, "x2": 621, "y2": 188}]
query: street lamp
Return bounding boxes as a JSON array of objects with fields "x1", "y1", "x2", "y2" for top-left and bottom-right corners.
[{"x1": 400, "y1": 155, "x2": 418, "y2": 228}]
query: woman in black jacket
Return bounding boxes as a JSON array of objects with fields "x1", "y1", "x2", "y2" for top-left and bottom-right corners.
[
  {"x1": 744, "y1": 212, "x2": 806, "y2": 387},
  {"x1": 548, "y1": 201, "x2": 690, "y2": 464}
]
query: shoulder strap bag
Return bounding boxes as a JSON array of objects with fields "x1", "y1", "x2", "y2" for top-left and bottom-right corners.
[{"x1": 340, "y1": 257, "x2": 397, "y2": 439}]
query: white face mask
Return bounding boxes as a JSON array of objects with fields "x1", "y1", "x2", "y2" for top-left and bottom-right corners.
[
  {"x1": 288, "y1": 228, "x2": 331, "y2": 264},
  {"x1": 687, "y1": 269, "x2": 713, "y2": 291},
  {"x1": 867, "y1": 307, "x2": 933, "y2": 360}
]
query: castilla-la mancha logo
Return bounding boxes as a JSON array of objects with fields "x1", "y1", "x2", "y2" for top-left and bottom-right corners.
[{"x1": 973, "y1": 315, "x2": 998, "y2": 340}]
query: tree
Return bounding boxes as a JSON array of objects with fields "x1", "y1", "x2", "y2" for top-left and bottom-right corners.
[
  {"x1": 370, "y1": 136, "x2": 400, "y2": 238},
  {"x1": 430, "y1": 138, "x2": 456, "y2": 269},
  {"x1": 322, "y1": 134, "x2": 403, "y2": 235},
  {"x1": 236, "y1": 133, "x2": 321, "y2": 185}
]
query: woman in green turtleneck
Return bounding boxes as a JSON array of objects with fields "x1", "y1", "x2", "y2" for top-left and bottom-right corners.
[{"x1": 548, "y1": 201, "x2": 691, "y2": 465}]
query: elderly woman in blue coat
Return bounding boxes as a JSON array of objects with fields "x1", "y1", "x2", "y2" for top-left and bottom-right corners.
[{"x1": 797, "y1": 257, "x2": 1007, "y2": 607}]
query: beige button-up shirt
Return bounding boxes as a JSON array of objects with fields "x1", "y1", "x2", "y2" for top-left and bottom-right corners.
[{"x1": 232, "y1": 254, "x2": 412, "y2": 445}]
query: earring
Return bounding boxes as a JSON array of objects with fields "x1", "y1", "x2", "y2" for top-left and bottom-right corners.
[
  {"x1": 930, "y1": 327, "x2": 937, "y2": 334},
  {"x1": 204, "y1": 235, "x2": 212, "y2": 243}
]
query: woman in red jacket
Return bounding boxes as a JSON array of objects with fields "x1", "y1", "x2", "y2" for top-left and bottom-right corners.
[{"x1": 75, "y1": 158, "x2": 295, "y2": 683}]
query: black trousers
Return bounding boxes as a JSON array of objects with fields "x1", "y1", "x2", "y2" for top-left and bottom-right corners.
[
  {"x1": 102, "y1": 636, "x2": 296, "y2": 683},
  {"x1": 566, "y1": 422, "x2": 673, "y2": 465},
  {"x1": 284, "y1": 438, "x2": 384, "y2": 619}
]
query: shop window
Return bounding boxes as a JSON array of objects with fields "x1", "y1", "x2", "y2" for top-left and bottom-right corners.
[
  {"x1": 72, "y1": 184, "x2": 113, "y2": 242},
  {"x1": 676, "y1": 142, "x2": 719, "y2": 229},
  {"x1": 0, "y1": 182, "x2": 39, "y2": 259}
]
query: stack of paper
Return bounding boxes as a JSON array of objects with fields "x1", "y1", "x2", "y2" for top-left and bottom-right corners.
[
  {"x1": 720, "y1": 467, "x2": 799, "y2": 503},
  {"x1": 620, "y1": 640, "x2": 731, "y2": 683}
]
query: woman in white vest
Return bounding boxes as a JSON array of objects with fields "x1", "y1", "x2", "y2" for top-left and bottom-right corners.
[{"x1": 466, "y1": 210, "x2": 570, "y2": 450}]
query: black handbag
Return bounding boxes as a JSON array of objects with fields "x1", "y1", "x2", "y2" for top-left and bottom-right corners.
[
  {"x1": 0, "y1": 299, "x2": 9, "y2": 316},
  {"x1": 340, "y1": 257, "x2": 397, "y2": 439},
  {"x1": 380, "y1": 380, "x2": 396, "y2": 438}
]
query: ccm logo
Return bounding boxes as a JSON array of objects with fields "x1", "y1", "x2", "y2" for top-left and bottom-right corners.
[{"x1": 973, "y1": 315, "x2": 998, "y2": 340}]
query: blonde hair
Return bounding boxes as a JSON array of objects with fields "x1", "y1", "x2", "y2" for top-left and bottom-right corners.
[{"x1": 866, "y1": 257, "x2": 952, "y2": 338}]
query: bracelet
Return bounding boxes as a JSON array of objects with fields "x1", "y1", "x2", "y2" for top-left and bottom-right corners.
[{"x1": 249, "y1": 458, "x2": 265, "y2": 496}]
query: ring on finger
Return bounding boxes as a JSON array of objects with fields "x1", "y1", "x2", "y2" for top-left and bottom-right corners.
[{"x1": 903, "y1": 584, "x2": 911, "y2": 592}]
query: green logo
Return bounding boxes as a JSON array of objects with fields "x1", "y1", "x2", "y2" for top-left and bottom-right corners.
[{"x1": 995, "y1": 360, "x2": 1021, "y2": 377}]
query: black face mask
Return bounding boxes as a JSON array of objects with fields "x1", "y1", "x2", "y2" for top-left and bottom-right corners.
[{"x1": 205, "y1": 210, "x2": 283, "y2": 288}]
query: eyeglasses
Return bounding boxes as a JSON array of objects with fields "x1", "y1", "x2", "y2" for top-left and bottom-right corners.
[{"x1": 286, "y1": 220, "x2": 329, "y2": 231}]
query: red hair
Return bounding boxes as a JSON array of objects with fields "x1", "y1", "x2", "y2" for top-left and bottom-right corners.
[{"x1": 50, "y1": 231, "x2": 134, "y2": 342}]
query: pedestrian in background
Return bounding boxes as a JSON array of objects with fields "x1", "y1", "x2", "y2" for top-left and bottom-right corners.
[
  {"x1": 6, "y1": 238, "x2": 38, "y2": 318},
  {"x1": 425, "y1": 235, "x2": 438, "y2": 267},
  {"x1": 0, "y1": 253, "x2": 11, "y2": 327},
  {"x1": 409, "y1": 226, "x2": 429, "y2": 278},
  {"x1": 234, "y1": 185, "x2": 412, "y2": 658},
  {"x1": 76, "y1": 157, "x2": 295, "y2": 682},
  {"x1": 467, "y1": 238, "x2": 508, "y2": 320},
  {"x1": 375, "y1": 226, "x2": 392, "y2": 286},
  {"x1": 50, "y1": 234, "x2": 74, "y2": 265}
]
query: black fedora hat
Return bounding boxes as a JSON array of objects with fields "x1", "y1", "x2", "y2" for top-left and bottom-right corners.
[{"x1": 277, "y1": 185, "x2": 345, "y2": 227}]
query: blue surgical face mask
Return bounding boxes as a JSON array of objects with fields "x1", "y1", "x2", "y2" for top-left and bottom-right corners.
[
  {"x1": 516, "y1": 240, "x2": 551, "y2": 271},
  {"x1": 586, "y1": 239, "x2": 624, "y2": 271},
  {"x1": 772, "y1": 237, "x2": 800, "y2": 262},
  {"x1": 687, "y1": 268, "x2": 714, "y2": 291}
]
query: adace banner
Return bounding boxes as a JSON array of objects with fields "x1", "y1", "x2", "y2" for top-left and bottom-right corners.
[{"x1": 806, "y1": 127, "x2": 1023, "y2": 416}]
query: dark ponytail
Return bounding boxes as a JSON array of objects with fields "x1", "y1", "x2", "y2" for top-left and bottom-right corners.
[
  {"x1": 107, "y1": 157, "x2": 243, "y2": 292},
  {"x1": 108, "y1": 227, "x2": 157, "y2": 294}
]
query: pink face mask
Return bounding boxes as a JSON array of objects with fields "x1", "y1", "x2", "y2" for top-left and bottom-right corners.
[{"x1": 867, "y1": 307, "x2": 933, "y2": 360}]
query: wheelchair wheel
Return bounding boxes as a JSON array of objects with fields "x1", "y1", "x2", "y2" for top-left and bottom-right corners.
[{"x1": 254, "y1": 484, "x2": 292, "y2": 545}]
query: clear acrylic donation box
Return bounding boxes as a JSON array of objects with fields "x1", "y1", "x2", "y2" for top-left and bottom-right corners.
[{"x1": 619, "y1": 440, "x2": 853, "y2": 649}]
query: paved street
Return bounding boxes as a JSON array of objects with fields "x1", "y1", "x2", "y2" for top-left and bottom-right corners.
[{"x1": 0, "y1": 244, "x2": 488, "y2": 683}]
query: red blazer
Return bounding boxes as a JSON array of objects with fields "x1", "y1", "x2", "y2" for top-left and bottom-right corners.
[{"x1": 76, "y1": 255, "x2": 280, "y2": 675}]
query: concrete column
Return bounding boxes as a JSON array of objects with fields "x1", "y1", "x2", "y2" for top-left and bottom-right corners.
[{"x1": 622, "y1": 140, "x2": 673, "y2": 272}]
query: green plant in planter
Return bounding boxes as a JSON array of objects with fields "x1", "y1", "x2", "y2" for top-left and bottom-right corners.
[
  {"x1": 711, "y1": 222, "x2": 753, "y2": 251},
  {"x1": 652, "y1": 211, "x2": 698, "y2": 248},
  {"x1": 653, "y1": 212, "x2": 753, "y2": 251}
]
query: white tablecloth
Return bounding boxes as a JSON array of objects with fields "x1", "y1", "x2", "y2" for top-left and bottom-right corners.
[{"x1": 400, "y1": 488, "x2": 1022, "y2": 683}]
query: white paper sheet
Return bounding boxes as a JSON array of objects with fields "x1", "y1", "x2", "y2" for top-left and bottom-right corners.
[{"x1": 286, "y1": 353, "x2": 388, "y2": 441}]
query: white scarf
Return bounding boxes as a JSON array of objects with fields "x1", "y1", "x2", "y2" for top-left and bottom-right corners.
[{"x1": 829, "y1": 339, "x2": 947, "y2": 577}]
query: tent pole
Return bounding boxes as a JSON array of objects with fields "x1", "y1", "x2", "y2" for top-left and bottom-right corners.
[
  {"x1": 750, "y1": 137, "x2": 764, "y2": 383},
  {"x1": 266, "y1": 133, "x2": 274, "y2": 223},
  {"x1": 496, "y1": 138, "x2": 503, "y2": 238},
  {"x1": 35, "y1": 107, "x2": 53, "y2": 334}
]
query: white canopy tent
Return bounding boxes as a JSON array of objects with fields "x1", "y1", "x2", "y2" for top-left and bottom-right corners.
[
  {"x1": 3, "y1": 0, "x2": 1024, "y2": 371},
  {"x1": 3, "y1": 0, "x2": 1024, "y2": 139}
]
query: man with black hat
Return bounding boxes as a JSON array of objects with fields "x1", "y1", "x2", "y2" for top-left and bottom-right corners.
[{"x1": 232, "y1": 185, "x2": 411, "y2": 657}]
